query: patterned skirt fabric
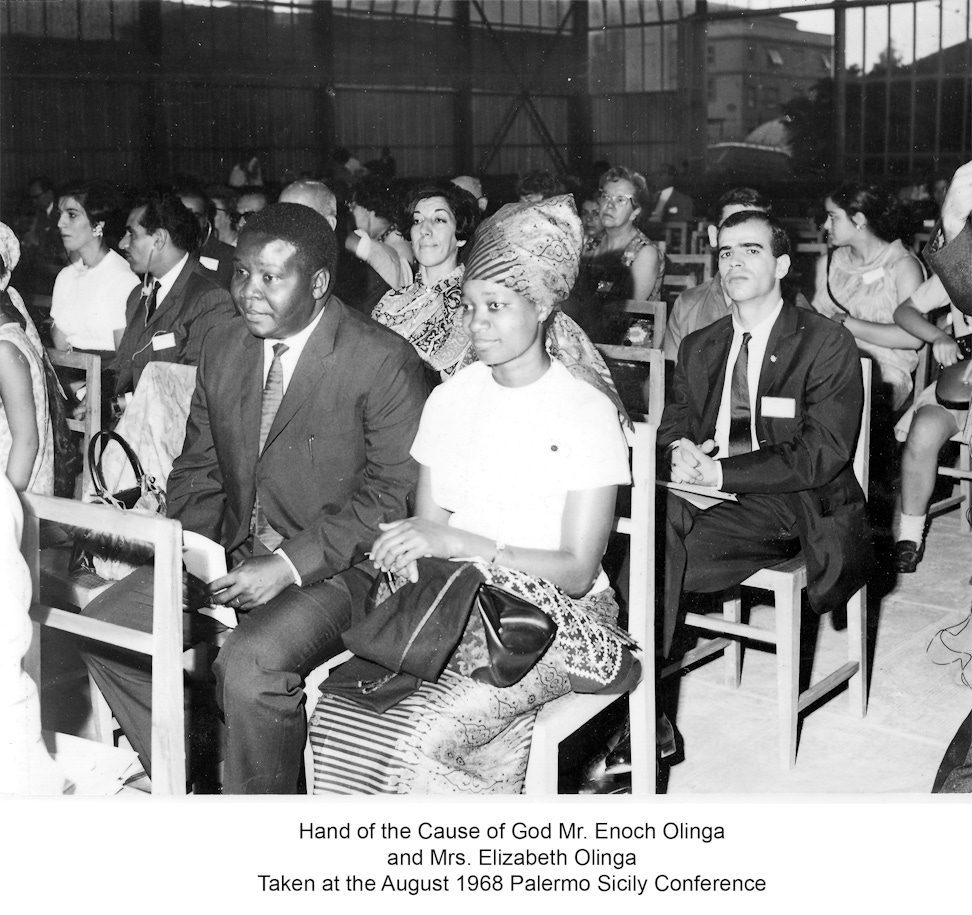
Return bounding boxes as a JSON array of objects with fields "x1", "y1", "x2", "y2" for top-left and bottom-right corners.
[{"x1": 309, "y1": 586, "x2": 621, "y2": 795}]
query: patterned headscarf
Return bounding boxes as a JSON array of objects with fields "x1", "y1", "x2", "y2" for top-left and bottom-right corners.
[
  {"x1": 0, "y1": 222, "x2": 21, "y2": 291},
  {"x1": 461, "y1": 195, "x2": 628, "y2": 422},
  {"x1": 464, "y1": 195, "x2": 583, "y2": 311}
]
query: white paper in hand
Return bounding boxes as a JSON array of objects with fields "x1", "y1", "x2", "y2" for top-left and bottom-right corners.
[{"x1": 183, "y1": 531, "x2": 236, "y2": 628}]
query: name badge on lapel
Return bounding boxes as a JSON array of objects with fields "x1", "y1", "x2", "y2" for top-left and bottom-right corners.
[
  {"x1": 199, "y1": 255, "x2": 219, "y2": 271},
  {"x1": 152, "y1": 332, "x2": 176, "y2": 351},
  {"x1": 761, "y1": 396, "x2": 795, "y2": 418}
]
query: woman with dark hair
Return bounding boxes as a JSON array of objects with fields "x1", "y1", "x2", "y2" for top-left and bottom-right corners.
[
  {"x1": 371, "y1": 183, "x2": 481, "y2": 381},
  {"x1": 347, "y1": 176, "x2": 414, "y2": 291},
  {"x1": 50, "y1": 180, "x2": 138, "y2": 354},
  {"x1": 812, "y1": 180, "x2": 924, "y2": 411},
  {"x1": 579, "y1": 166, "x2": 664, "y2": 303},
  {"x1": 516, "y1": 169, "x2": 565, "y2": 203},
  {"x1": 310, "y1": 196, "x2": 635, "y2": 794},
  {"x1": 0, "y1": 224, "x2": 53, "y2": 494}
]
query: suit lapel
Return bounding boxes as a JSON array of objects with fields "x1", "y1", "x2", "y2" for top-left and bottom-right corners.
[
  {"x1": 239, "y1": 331, "x2": 264, "y2": 466},
  {"x1": 145, "y1": 257, "x2": 194, "y2": 329},
  {"x1": 261, "y1": 297, "x2": 340, "y2": 454},
  {"x1": 699, "y1": 320, "x2": 732, "y2": 437},
  {"x1": 756, "y1": 301, "x2": 800, "y2": 402}
]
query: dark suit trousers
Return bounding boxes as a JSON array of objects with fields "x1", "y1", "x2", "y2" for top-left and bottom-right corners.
[
  {"x1": 81, "y1": 561, "x2": 376, "y2": 794},
  {"x1": 662, "y1": 491, "x2": 801, "y2": 657}
]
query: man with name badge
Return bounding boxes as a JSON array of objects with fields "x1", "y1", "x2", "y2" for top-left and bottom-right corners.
[
  {"x1": 113, "y1": 193, "x2": 236, "y2": 397},
  {"x1": 659, "y1": 209, "x2": 873, "y2": 659}
]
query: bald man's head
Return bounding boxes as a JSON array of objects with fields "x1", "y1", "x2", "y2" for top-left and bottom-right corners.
[{"x1": 279, "y1": 180, "x2": 338, "y2": 229}]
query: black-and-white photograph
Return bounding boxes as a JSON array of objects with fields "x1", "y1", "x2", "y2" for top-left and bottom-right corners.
[{"x1": 3, "y1": 0, "x2": 971, "y2": 906}]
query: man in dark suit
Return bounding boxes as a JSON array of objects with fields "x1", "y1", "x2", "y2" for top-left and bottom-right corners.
[
  {"x1": 113, "y1": 194, "x2": 236, "y2": 396},
  {"x1": 177, "y1": 187, "x2": 235, "y2": 289},
  {"x1": 82, "y1": 204, "x2": 428, "y2": 793},
  {"x1": 647, "y1": 163, "x2": 694, "y2": 224},
  {"x1": 659, "y1": 209, "x2": 872, "y2": 658}
]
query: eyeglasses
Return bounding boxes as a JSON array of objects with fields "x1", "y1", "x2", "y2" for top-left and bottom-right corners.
[{"x1": 599, "y1": 192, "x2": 635, "y2": 208}]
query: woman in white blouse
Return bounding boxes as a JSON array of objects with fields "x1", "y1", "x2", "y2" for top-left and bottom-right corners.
[{"x1": 50, "y1": 181, "x2": 138, "y2": 354}]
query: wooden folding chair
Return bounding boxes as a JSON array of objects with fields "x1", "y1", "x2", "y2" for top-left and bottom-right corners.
[
  {"x1": 667, "y1": 252, "x2": 713, "y2": 285},
  {"x1": 524, "y1": 420, "x2": 657, "y2": 794},
  {"x1": 46, "y1": 348, "x2": 101, "y2": 494},
  {"x1": 21, "y1": 494, "x2": 187, "y2": 794},
  {"x1": 596, "y1": 344, "x2": 664, "y2": 424},
  {"x1": 662, "y1": 360, "x2": 872, "y2": 769}
]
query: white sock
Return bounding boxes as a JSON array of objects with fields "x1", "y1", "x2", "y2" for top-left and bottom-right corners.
[{"x1": 896, "y1": 512, "x2": 926, "y2": 544}]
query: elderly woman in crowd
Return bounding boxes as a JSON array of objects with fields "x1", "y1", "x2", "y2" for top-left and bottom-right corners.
[
  {"x1": 0, "y1": 225, "x2": 53, "y2": 494},
  {"x1": 309, "y1": 196, "x2": 636, "y2": 794},
  {"x1": 50, "y1": 180, "x2": 138, "y2": 355},
  {"x1": 579, "y1": 166, "x2": 664, "y2": 304}
]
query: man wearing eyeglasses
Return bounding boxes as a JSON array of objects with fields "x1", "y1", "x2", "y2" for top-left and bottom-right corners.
[{"x1": 231, "y1": 187, "x2": 270, "y2": 244}]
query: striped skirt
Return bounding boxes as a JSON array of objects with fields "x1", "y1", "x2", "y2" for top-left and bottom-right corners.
[{"x1": 308, "y1": 656, "x2": 571, "y2": 795}]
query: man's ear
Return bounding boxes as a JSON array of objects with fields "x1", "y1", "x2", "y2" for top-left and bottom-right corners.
[
  {"x1": 151, "y1": 227, "x2": 168, "y2": 252},
  {"x1": 312, "y1": 267, "x2": 330, "y2": 299},
  {"x1": 707, "y1": 224, "x2": 719, "y2": 248},
  {"x1": 775, "y1": 253, "x2": 791, "y2": 280}
]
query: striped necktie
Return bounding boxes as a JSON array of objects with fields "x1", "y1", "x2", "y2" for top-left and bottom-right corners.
[
  {"x1": 251, "y1": 342, "x2": 289, "y2": 549},
  {"x1": 728, "y1": 331, "x2": 752, "y2": 456}
]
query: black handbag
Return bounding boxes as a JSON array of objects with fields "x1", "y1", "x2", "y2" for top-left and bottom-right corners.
[
  {"x1": 935, "y1": 335, "x2": 972, "y2": 409},
  {"x1": 470, "y1": 585, "x2": 557, "y2": 688},
  {"x1": 68, "y1": 430, "x2": 166, "y2": 577},
  {"x1": 324, "y1": 557, "x2": 557, "y2": 711}
]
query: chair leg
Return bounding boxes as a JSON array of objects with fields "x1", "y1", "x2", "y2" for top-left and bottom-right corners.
[
  {"x1": 87, "y1": 671, "x2": 116, "y2": 745},
  {"x1": 775, "y1": 578, "x2": 802, "y2": 770},
  {"x1": 847, "y1": 586, "x2": 868, "y2": 717},
  {"x1": 961, "y1": 447, "x2": 972, "y2": 535},
  {"x1": 522, "y1": 729, "x2": 557, "y2": 794},
  {"x1": 721, "y1": 589, "x2": 743, "y2": 687}
]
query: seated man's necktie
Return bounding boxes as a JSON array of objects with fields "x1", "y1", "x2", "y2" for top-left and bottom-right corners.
[
  {"x1": 728, "y1": 331, "x2": 752, "y2": 456},
  {"x1": 251, "y1": 342, "x2": 289, "y2": 550}
]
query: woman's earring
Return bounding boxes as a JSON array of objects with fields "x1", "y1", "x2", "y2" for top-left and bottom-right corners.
[{"x1": 93, "y1": 224, "x2": 104, "y2": 238}]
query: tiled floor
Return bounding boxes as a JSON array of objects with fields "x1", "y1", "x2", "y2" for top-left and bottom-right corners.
[{"x1": 663, "y1": 511, "x2": 972, "y2": 794}]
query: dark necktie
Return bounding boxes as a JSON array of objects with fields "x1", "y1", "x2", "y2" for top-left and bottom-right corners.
[
  {"x1": 142, "y1": 280, "x2": 161, "y2": 323},
  {"x1": 728, "y1": 331, "x2": 752, "y2": 456},
  {"x1": 251, "y1": 342, "x2": 289, "y2": 549}
]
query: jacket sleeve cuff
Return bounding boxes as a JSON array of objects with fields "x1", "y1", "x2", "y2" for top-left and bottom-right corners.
[{"x1": 274, "y1": 549, "x2": 302, "y2": 587}]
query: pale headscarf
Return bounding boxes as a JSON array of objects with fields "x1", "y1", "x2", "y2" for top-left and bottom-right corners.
[
  {"x1": 463, "y1": 196, "x2": 626, "y2": 418},
  {"x1": 0, "y1": 222, "x2": 45, "y2": 357},
  {"x1": 0, "y1": 222, "x2": 21, "y2": 291}
]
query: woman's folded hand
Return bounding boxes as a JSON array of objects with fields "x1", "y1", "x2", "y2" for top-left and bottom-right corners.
[{"x1": 371, "y1": 518, "x2": 463, "y2": 583}]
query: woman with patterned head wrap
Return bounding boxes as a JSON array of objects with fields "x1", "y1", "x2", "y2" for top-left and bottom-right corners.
[
  {"x1": 0, "y1": 223, "x2": 54, "y2": 493},
  {"x1": 308, "y1": 196, "x2": 638, "y2": 794}
]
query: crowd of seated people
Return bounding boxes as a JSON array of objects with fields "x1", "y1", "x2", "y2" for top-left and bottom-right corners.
[{"x1": 9, "y1": 150, "x2": 972, "y2": 799}]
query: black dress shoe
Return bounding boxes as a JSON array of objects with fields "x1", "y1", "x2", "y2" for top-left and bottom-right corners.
[{"x1": 894, "y1": 539, "x2": 923, "y2": 573}]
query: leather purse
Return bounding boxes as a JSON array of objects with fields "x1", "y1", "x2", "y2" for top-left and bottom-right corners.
[
  {"x1": 326, "y1": 557, "x2": 557, "y2": 711},
  {"x1": 470, "y1": 585, "x2": 557, "y2": 688},
  {"x1": 935, "y1": 335, "x2": 972, "y2": 409},
  {"x1": 69, "y1": 430, "x2": 166, "y2": 579}
]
